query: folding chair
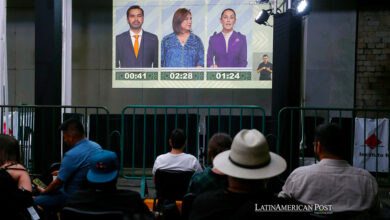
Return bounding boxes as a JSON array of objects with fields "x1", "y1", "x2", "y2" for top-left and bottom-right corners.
[
  {"x1": 153, "y1": 169, "x2": 194, "y2": 220},
  {"x1": 181, "y1": 193, "x2": 197, "y2": 220},
  {"x1": 61, "y1": 207, "x2": 125, "y2": 220}
]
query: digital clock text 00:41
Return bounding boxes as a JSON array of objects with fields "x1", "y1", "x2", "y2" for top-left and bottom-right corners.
[{"x1": 123, "y1": 72, "x2": 147, "y2": 80}]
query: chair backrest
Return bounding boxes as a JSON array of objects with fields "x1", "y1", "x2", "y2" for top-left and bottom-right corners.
[
  {"x1": 181, "y1": 193, "x2": 197, "y2": 220},
  {"x1": 61, "y1": 207, "x2": 125, "y2": 220},
  {"x1": 155, "y1": 169, "x2": 194, "y2": 201}
]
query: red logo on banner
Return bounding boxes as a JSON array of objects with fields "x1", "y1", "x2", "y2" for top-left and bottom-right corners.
[{"x1": 365, "y1": 134, "x2": 382, "y2": 150}]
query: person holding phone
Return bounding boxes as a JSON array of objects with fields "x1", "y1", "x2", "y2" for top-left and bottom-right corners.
[
  {"x1": 33, "y1": 118, "x2": 102, "y2": 211},
  {"x1": 207, "y1": 8, "x2": 247, "y2": 68}
]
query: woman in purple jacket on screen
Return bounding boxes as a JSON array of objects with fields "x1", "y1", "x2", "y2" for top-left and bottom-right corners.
[{"x1": 207, "y1": 8, "x2": 247, "y2": 68}]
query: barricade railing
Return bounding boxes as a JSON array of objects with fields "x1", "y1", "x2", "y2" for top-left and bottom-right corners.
[
  {"x1": 277, "y1": 107, "x2": 390, "y2": 186},
  {"x1": 120, "y1": 105, "x2": 266, "y2": 197},
  {"x1": 0, "y1": 105, "x2": 110, "y2": 173}
]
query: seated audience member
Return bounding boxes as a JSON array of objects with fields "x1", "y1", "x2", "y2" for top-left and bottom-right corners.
[
  {"x1": 34, "y1": 118, "x2": 102, "y2": 211},
  {"x1": 152, "y1": 128, "x2": 202, "y2": 178},
  {"x1": 190, "y1": 129, "x2": 301, "y2": 220},
  {"x1": 187, "y1": 133, "x2": 232, "y2": 194},
  {"x1": 279, "y1": 123, "x2": 380, "y2": 214},
  {"x1": 64, "y1": 150, "x2": 153, "y2": 219},
  {"x1": 0, "y1": 134, "x2": 34, "y2": 219}
]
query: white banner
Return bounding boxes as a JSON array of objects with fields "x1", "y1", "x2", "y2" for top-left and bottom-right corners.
[{"x1": 353, "y1": 118, "x2": 389, "y2": 172}]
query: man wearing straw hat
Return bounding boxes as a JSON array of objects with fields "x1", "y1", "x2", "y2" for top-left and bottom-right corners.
[{"x1": 189, "y1": 129, "x2": 301, "y2": 219}]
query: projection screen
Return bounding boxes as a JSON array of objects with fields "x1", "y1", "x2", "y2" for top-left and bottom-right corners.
[{"x1": 113, "y1": 0, "x2": 273, "y2": 89}]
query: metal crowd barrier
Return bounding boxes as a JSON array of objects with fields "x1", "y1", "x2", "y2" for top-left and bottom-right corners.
[
  {"x1": 277, "y1": 107, "x2": 390, "y2": 186},
  {"x1": 0, "y1": 105, "x2": 110, "y2": 173},
  {"x1": 120, "y1": 105, "x2": 266, "y2": 197}
]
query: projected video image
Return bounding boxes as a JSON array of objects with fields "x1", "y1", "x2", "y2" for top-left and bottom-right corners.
[{"x1": 113, "y1": 0, "x2": 273, "y2": 89}]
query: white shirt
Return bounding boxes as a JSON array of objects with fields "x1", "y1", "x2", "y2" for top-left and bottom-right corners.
[
  {"x1": 222, "y1": 31, "x2": 233, "y2": 53},
  {"x1": 152, "y1": 152, "x2": 203, "y2": 174},
  {"x1": 278, "y1": 159, "x2": 380, "y2": 213},
  {"x1": 129, "y1": 29, "x2": 143, "y2": 48}
]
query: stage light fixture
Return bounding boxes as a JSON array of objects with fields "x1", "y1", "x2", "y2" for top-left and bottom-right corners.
[
  {"x1": 255, "y1": 0, "x2": 269, "y2": 4},
  {"x1": 255, "y1": 9, "x2": 271, "y2": 26},
  {"x1": 293, "y1": 0, "x2": 310, "y2": 16}
]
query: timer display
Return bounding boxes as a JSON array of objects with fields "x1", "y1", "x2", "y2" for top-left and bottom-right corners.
[
  {"x1": 161, "y1": 72, "x2": 204, "y2": 80},
  {"x1": 207, "y1": 71, "x2": 251, "y2": 81},
  {"x1": 116, "y1": 72, "x2": 158, "y2": 80}
]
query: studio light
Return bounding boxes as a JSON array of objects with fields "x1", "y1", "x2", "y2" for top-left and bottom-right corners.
[
  {"x1": 255, "y1": 0, "x2": 269, "y2": 4},
  {"x1": 255, "y1": 9, "x2": 271, "y2": 26},
  {"x1": 293, "y1": 0, "x2": 310, "y2": 16}
]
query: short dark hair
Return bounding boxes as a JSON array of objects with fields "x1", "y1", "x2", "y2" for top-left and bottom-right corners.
[
  {"x1": 220, "y1": 8, "x2": 236, "y2": 18},
  {"x1": 314, "y1": 123, "x2": 344, "y2": 157},
  {"x1": 172, "y1": 8, "x2": 191, "y2": 34},
  {"x1": 208, "y1": 133, "x2": 232, "y2": 159},
  {"x1": 60, "y1": 118, "x2": 85, "y2": 138},
  {"x1": 127, "y1": 5, "x2": 144, "y2": 18},
  {"x1": 170, "y1": 128, "x2": 186, "y2": 149},
  {"x1": 263, "y1": 54, "x2": 268, "y2": 58},
  {"x1": 0, "y1": 134, "x2": 21, "y2": 166}
]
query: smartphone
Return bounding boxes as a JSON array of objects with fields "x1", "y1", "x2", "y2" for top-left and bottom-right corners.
[{"x1": 33, "y1": 178, "x2": 47, "y2": 189}]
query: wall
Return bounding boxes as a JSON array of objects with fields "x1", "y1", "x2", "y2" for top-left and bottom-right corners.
[
  {"x1": 303, "y1": 0, "x2": 357, "y2": 108},
  {"x1": 8, "y1": 0, "x2": 379, "y2": 116},
  {"x1": 6, "y1": 0, "x2": 35, "y2": 105},
  {"x1": 355, "y1": 8, "x2": 390, "y2": 109}
]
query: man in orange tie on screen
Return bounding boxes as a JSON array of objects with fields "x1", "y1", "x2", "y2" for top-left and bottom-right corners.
[{"x1": 116, "y1": 5, "x2": 158, "y2": 68}]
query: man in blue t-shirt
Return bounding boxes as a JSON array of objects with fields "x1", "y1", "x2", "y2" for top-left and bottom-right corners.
[{"x1": 34, "y1": 118, "x2": 102, "y2": 211}]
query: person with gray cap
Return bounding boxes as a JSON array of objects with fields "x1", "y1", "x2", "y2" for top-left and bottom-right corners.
[
  {"x1": 64, "y1": 150, "x2": 153, "y2": 219},
  {"x1": 189, "y1": 129, "x2": 303, "y2": 219}
]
